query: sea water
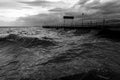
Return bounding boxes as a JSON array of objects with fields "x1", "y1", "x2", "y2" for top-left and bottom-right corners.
[{"x1": 0, "y1": 27, "x2": 120, "y2": 80}]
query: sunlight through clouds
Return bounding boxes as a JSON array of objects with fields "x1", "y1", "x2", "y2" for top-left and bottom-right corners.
[
  {"x1": 0, "y1": 0, "x2": 79, "y2": 23},
  {"x1": 0, "y1": 7, "x2": 49, "y2": 22},
  {"x1": 0, "y1": 0, "x2": 119, "y2": 26}
]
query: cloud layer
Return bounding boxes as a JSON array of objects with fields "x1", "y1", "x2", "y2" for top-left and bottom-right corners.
[{"x1": 0, "y1": 0, "x2": 120, "y2": 26}]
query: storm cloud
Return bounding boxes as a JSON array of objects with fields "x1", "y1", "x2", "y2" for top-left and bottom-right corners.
[{"x1": 0, "y1": 0, "x2": 120, "y2": 26}]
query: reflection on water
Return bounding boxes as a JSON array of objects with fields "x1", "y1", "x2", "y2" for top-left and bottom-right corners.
[{"x1": 0, "y1": 27, "x2": 120, "y2": 80}]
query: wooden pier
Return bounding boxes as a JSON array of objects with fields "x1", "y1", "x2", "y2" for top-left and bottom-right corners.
[{"x1": 42, "y1": 22, "x2": 120, "y2": 31}]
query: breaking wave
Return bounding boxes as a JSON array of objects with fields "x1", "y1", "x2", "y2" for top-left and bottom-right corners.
[{"x1": 0, "y1": 34, "x2": 57, "y2": 48}]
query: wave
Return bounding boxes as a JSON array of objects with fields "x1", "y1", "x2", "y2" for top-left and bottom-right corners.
[
  {"x1": 0, "y1": 29, "x2": 120, "y2": 80},
  {"x1": 0, "y1": 34, "x2": 57, "y2": 48},
  {"x1": 96, "y1": 29, "x2": 120, "y2": 42}
]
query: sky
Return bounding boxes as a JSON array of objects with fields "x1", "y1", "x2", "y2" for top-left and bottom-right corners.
[{"x1": 0, "y1": 0, "x2": 120, "y2": 26}]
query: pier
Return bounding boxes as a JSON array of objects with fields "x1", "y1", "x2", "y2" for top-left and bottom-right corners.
[
  {"x1": 42, "y1": 23, "x2": 120, "y2": 31},
  {"x1": 43, "y1": 15, "x2": 120, "y2": 30}
]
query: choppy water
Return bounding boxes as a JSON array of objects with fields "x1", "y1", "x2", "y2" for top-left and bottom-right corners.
[{"x1": 0, "y1": 27, "x2": 120, "y2": 80}]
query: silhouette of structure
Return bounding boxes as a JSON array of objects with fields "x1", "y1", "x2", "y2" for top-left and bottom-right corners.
[
  {"x1": 82, "y1": 13, "x2": 85, "y2": 27},
  {"x1": 42, "y1": 13, "x2": 120, "y2": 31},
  {"x1": 63, "y1": 16, "x2": 74, "y2": 26}
]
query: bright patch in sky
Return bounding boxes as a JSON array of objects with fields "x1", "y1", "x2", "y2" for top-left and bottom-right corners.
[
  {"x1": 0, "y1": 0, "x2": 79, "y2": 22},
  {"x1": 0, "y1": 0, "x2": 119, "y2": 26},
  {"x1": 0, "y1": 7, "x2": 49, "y2": 22}
]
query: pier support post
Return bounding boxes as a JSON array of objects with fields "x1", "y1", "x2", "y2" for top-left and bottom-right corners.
[{"x1": 82, "y1": 13, "x2": 84, "y2": 27}]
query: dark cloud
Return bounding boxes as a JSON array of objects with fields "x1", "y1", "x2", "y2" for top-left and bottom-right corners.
[
  {"x1": 47, "y1": 0, "x2": 120, "y2": 25},
  {"x1": 2, "y1": 0, "x2": 118, "y2": 26},
  {"x1": 70, "y1": 0, "x2": 120, "y2": 19},
  {"x1": 81, "y1": 0, "x2": 120, "y2": 15},
  {"x1": 17, "y1": 13, "x2": 64, "y2": 26},
  {"x1": 21, "y1": 0, "x2": 52, "y2": 7},
  {"x1": 18, "y1": 0, "x2": 120, "y2": 26},
  {"x1": 78, "y1": 0, "x2": 89, "y2": 5},
  {"x1": 49, "y1": 8, "x2": 66, "y2": 12},
  {"x1": 97, "y1": 2, "x2": 120, "y2": 15},
  {"x1": 0, "y1": 2, "x2": 24, "y2": 9},
  {"x1": 49, "y1": 0, "x2": 100, "y2": 14},
  {"x1": 20, "y1": 0, "x2": 65, "y2": 8}
]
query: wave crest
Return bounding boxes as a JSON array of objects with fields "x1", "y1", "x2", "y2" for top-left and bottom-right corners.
[{"x1": 0, "y1": 34, "x2": 56, "y2": 48}]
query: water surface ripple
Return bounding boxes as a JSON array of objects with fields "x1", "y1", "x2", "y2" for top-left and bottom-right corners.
[{"x1": 0, "y1": 28, "x2": 120, "y2": 80}]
